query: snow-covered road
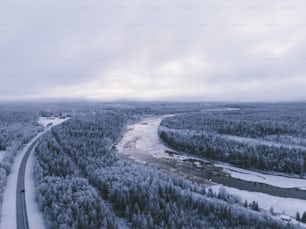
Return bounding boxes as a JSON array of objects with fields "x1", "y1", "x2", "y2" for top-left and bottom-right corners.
[
  {"x1": 0, "y1": 150, "x2": 5, "y2": 163},
  {"x1": 0, "y1": 117, "x2": 69, "y2": 229}
]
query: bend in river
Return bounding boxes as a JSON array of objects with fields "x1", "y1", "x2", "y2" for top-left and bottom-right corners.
[{"x1": 115, "y1": 116, "x2": 306, "y2": 200}]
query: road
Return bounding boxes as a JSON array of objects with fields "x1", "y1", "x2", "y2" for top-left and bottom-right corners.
[
  {"x1": 16, "y1": 139, "x2": 38, "y2": 229},
  {"x1": 14, "y1": 117, "x2": 69, "y2": 229},
  {"x1": 0, "y1": 117, "x2": 69, "y2": 229}
]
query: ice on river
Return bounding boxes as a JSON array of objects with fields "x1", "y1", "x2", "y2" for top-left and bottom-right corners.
[{"x1": 216, "y1": 163, "x2": 306, "y2": 190}]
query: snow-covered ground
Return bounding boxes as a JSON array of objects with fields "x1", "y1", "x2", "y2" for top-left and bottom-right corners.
[
  {"x1": 0, "y1": 131, "x2": 44, "y2": 229},
  {"x1": 0, "y1": 146, "x2": 24, "y2": 229},
  {"x1": 210, "y1": 184, "x2": 306, "y2": 220},
  {"x1": 157, "y1": 129, "x2": 306, "y2": 190},
  {"x1": 215, "y1": 163, "x2": 306, "y2": 190},
  {"x1": 0, "y1": 150, "x2": 5, "y2": 163},
  {"x1": 38, "y1": 116, "x2": 69, "y2": 128},
  {"x1": 159, "y1": 121, "x2": 306, "y2": 190},
  {"x1": 118, "y1": 116, "x2": 306, "y2": 191},
  {"x1": 117, "y1": 115, "x2": 306, "y2": 227},
  {"x1": 25, "y1": 145, "x2": 45, "y2": 229},
  {"x1": 0, "y1": 117, "x2": 69, "y2": 229},
  {"x1": 203, "y1": 107, "x2": 241, "y2": 112},
  {"x1": 116, "y1": 116, "x2": 172, "y2": 162},
  {"x1": 224, "y1": 134, "x2": 306, "y2": 150}
]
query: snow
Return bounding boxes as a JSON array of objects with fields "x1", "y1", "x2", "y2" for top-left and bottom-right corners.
[
  {"x1": 25, "y1": 147, "x2": 45, "y2": 229},
  {"x1": 117, "y1": 115, "x2": 306, "y2": 226},
  {"x1": 0, "y1": 150, "x2": 5, "y2": 163},
  {"x1": 0, "y1": 130, "x2": 46, "y2": 229},
  {"x1": 159, "y1": 119, "x2": 306, "y2": 190},
  {"x1": 215, "y1": 163, "x2": 306, "y2": 190},
  {"x1": 116, "y1": 116, "x2": 172, "y2": 162},
  {"x1": 0, "y1": 117, "x2": 69, "y2": 229},
  {"x1": 38, "y1": 117, "x2": 69, "y2": 128},
  {"x1": 157, "y1": 127, "x2": 306, "y2": 190},
  {"x1": 0, "y1": 144, "x2": 24, "y2": 229},
  {"x1": 223, "y1": 134, "x2": 306, "y2": 150},
  {"x1": 210, "y1": 184, "x2": 306, "y2": 219},
  {"x1": 203, "y1": 107, "x2": 241, "y2": 112},
  {"x1": 0, "y1": 131, "x2": 44, "y2": 229},
  {"x1": 118, "y1": 116, "x2": 306, "y2": 189}
]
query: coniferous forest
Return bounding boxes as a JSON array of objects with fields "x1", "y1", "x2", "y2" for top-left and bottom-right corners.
[
  {"x1": 34, "y1": 108, "x2": 294, "y2": 228},
  {"x1": 0, "y1": 102, "x2": 305, "y2": 228},
  {"x1": 159, "y1": 104, "x2": 306, "y2": 175}
]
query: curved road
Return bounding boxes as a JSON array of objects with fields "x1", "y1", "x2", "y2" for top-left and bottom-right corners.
[
  {"x1": 16, "y1": 139, "x2": 38, "y2": 229},
  {"x1": 14, "y1": 117, "x2": 69, "y2": 229}
]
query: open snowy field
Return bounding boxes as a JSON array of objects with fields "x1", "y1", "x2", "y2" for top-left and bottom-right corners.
[
  {"x1": 0, "y1": 150, "x2": 5, "y2": 163},
  {"x1": 211, "y1": 184, "x2": 306, "y2": 224},
  {"x1": 38, "y1": 117, "x2": 70, "y2": 128}
]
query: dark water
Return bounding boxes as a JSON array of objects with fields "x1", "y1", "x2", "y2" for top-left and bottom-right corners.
[
  {"x1": 137, "y1": 153, "x2": 306, "y2": 200},
  {"x1": 117, "y1": 116, "x2": 306, "y2": 201},
  {"x1": 212, "y1": 176, "x2": 306, "y2": 200}
]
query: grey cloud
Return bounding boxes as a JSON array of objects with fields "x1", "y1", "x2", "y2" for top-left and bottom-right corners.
[{"x1": 0, "y1": 0, "x2": 306, "y2": 101}]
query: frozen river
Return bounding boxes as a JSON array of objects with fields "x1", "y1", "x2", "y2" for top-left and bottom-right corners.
[
  {"x1": 116, "y1": 116, "x2": 213, "y2": 185},
  {"x1": 115, "y1": 116, "x2": 306, "y2": 217}
]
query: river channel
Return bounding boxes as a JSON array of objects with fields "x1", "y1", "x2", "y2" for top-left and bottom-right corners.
[{"x1": 115, "y1": 116, "x2": 306, "y2": 200}]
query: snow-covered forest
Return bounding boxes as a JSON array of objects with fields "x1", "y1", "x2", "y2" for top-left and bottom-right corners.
[
  {"x1": 0, "y1": 109, "x2": 42, "y2": 218},
  {"x1": 0, "y1": 102, "x2": 305, "y2": 228},
  {"x1": 159, "y1": 104, "x2": 306, "y2": 175},
  {"x1": 34, "y1": 109, "x2": 293, "y2": 228}
]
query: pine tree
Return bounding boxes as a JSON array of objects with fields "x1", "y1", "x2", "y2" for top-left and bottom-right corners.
[
  {"x1": 296, "y1": 212, "x2": 300, "y2": 221},
  {"x1": 302, "y1": 211, "x2": 306, "y2": 223},
  {"x1": 244, "y1": 200, "x2": 248, "y2": 208}
]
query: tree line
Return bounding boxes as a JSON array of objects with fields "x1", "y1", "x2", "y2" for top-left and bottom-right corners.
[{"x1": 159, "y1": 109, "x2": 306, "y2": 175}]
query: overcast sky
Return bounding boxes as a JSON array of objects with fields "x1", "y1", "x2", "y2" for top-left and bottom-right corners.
[{"x1": 1, "y1": 0, "x2": 306, "y2": 102}]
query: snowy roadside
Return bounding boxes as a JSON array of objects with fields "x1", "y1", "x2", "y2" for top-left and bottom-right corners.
[
  {"x1": 116, "y1": 116, "x2": 172, "y2": 160},
  {"x1": 25, "y1": 146, "x2": 45, "y2": 229},
  {"x1": 0, "y1": 148, "x2": 23, "y2": 229},
  {"x1": 0, "y1": 117, "x2": 69, "y2": 229},
  {"x1": 0, "y1": 130, "x2": 45, "y2": 229},
  {"x1": 27, "y1": 117, "x2": 69, "y2": 229}
]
